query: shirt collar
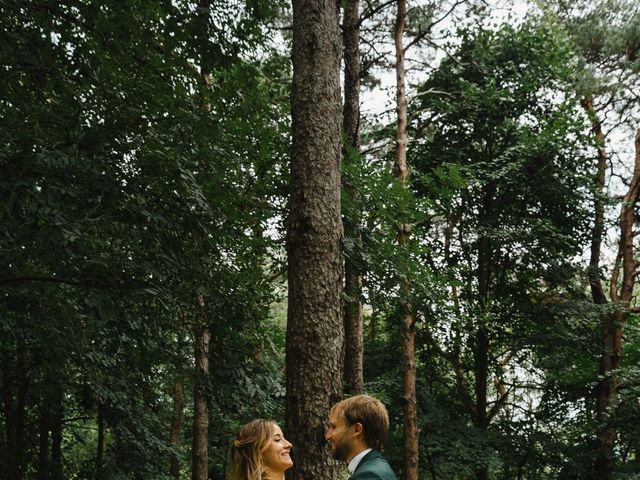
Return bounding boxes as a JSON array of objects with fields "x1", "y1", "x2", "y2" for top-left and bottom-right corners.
[{"x1": 347, "y1": 448, "x2": 372, "y2": 473}]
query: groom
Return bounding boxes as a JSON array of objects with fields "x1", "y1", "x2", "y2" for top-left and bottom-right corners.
[{"x1": 326, "y1": 394, "x2": 397, "y2": 480}]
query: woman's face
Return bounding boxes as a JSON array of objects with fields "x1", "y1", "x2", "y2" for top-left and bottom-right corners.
[{"x1": 262, "y1": 423, "x2": 293, "y2": 475}]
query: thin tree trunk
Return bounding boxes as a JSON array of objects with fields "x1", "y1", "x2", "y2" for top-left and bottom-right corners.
[
  {"x1": 13, "y1": 344, "x2": 27, "y2": 480},
  {"x1": 50, "y1": 383, "x2": 63, "y2": 480},
  {"x1": 343, "y1": 0, "x2": 360, "y2": 146},
  {"x1": 192, "y1": 3, "x2": 212, "y2": 478},
  {"x1": 342, "y1": 0, "x2": 364, "y2": 395},
  {"x1": 581, "y1": 97, "x2": 638, "y2": 480},
  {"x1": 394, "y1": 1, "x2": 419, "y2": 478},
  {"x1": 581, "y1": 95, "x2": 608, "y2": 306},
  {"x1": 581, "y1": 94, "x2": 611, "y2": 478},
  {"x1": 170, "y1": 382, "x2": 184, "y2": 479},
  {"x1": 37, "y1": 363, "x2": 62, "y2": 480},
  {"x1": 287, "y1": 1, "x2": 344, "y2": 479},
  {"x1": 474, "y1": 184, "x2": 494, "y2": 480},
  {"x1": 344, "y1": 264, "x2": 364, "y2": 394},
  {"x1": 192, "y1": 323, "x2": 210, "y2": 480},
  {"x1": 38, "y1": 401, "x2": 50, "y2": 480},
  {"x1": 96, "y1": 405, "x2": 105, "y2": 480},
  {"x1": 594, "y1": 129, "x2": 640, "y2": 480},
  {"x1": 474, "y1": 327, "x2": 489, "y2": 480},
  {"x1": 2, "y1": 358, "x2": 17, "y2": 480}
]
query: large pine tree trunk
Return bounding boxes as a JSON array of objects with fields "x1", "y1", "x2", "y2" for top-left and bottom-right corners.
[
  {"x1": 394, "y1": 1, "x2": 419, "y2": 478},
  {"x1": 170, "y1": 381, "x2": 184, "y2": 479},
  {"x1": 342, "y1": 0, "x2": 364, "y2": 395},
  {"x1": 287, "y1": 1, "x2": 344, "y2": 479}
]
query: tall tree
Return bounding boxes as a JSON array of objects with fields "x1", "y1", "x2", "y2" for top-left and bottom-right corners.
[
  {"x1": 169, "y1": 381, "x2": 184, "y2": 479},
  {"x1": 0, "y1": 1, "x2": 289, "y2": 478},
  {"x1": 394, "y1": 1, "x2": 420, "y2": 479},
  {"x1": 342, "y1": 0, "x2": 365, "y2": 395},
  {"x1": 410, "y1": 22, "x2": 593, "y2": 480},
  {"x1": 286, "y1": 0, "x2": 344, "y2": 479},
  {"x1": 545, "y1": 2, "x2": 640, "y2": 476},
  {"x1": 593, "y1": 128, "x2": 640, "y2": 480},
  {"x1": 192, "y1": 2, "x2": 213, "y2": 478}
]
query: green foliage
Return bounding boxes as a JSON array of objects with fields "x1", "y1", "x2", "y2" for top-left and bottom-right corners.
[
  {"x1": 409, "y1": 20, "x2": 595, "y2": 479},
  {"x1": 0, "y1": 0, "x2": 289, "y2": 478},
  {"x1": 1, "y1": 1, "x2": 638, "y2": 479}
]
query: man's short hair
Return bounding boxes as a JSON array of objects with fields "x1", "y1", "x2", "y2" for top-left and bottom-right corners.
[{"x1": 330, "y1": 394, "x2": 389, "y2": 450}]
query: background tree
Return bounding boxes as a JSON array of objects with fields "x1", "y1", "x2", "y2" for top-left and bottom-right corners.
[
  {"x1": 544, "y1": 1, "x2": 640, "y2": 477},
  {"x1": 343, "y1": 0, "x2": 366, "y2": 396},
  {"x1": 407, "y1": 20, "x2": 594, "y2": 480},
  {"x1": 1, "y1": 1, "x2": 639, "y2": 480},
  {"x1": 393, "y1": 1, "x2": 420, "y2": 479},
  {"x1": 0, "y1": 1, "x2": 289, "y2": 479}
]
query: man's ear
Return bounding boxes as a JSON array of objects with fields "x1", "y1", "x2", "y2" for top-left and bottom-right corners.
[{"x1": 352, "y1": 422, "x2": 363, "y2": 438}]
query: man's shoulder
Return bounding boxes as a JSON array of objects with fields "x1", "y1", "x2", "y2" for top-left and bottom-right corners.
[{"x1": 352, "y1": 451, "x2": 397, "y2": 480}]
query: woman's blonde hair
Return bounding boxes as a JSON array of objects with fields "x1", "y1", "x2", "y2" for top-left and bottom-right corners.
[{"x1": 229, "y1": 419, "x2": 276, "y2": 480}]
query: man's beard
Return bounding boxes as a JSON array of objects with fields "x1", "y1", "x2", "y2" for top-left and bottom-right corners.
[{"x1": 331, "y1": 439, "x2": 352, "y2": 462}]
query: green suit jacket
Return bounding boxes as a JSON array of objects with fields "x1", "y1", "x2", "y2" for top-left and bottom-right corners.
[{"x1": 351, "y1": 450, "x2": 397, "y2": 480}]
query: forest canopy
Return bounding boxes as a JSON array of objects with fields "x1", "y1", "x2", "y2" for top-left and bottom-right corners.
[{"x1": 1, "y1": 1, "x2": 639, "y2": 480}]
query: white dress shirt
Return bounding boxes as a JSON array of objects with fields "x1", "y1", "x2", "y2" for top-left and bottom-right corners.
[{"x1": 348, "y1": 448, "x2": 372, "y2": 473}]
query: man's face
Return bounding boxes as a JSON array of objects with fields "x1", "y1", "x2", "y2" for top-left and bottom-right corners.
[{"x1": 325, "y1": 408, "x2": 355, "y2": 462}]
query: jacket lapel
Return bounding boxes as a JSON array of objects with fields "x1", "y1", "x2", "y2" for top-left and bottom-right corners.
[{"x1": 353, "y1": 450, "x2": 381, "y2": 476}]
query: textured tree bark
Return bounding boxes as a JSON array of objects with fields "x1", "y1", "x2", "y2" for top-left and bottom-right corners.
[
  {"x1": 287, "y1": 1, "x2": 344, "y2": 479},
  {"x1": 344, "y1": 264, "x2": 364, "y2": 394},
  {"x1": 342, "y1": 0, "x2": 364, "y2": 395},
  {"x1": 394, "y1": 1, "x2": 419, "y2": 478},
  {"x1": 170, "y1": 382, "x2": 184, "y2": 479}
]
